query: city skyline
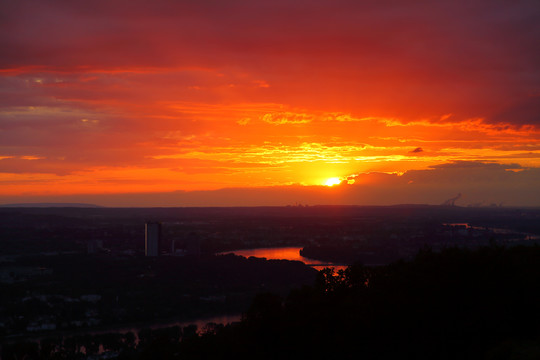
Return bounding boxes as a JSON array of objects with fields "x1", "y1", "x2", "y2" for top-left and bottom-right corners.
[{"x1": 1, "y1": 0, "x2": 539, "y2": 206}]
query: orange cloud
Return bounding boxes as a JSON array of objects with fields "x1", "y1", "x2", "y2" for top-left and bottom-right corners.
[
  {"x1": 261, "y1": 112, "x2": 313, "y2": 125},
  {"x1": 1, "y1": 0, "x2": 540, "y2": 205}
]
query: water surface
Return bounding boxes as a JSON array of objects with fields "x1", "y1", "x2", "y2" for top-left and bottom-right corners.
[{"x1": 221, "y1": 246, "x2": 348, "y2": 271}]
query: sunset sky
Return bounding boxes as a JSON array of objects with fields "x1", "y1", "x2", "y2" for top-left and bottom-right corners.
[{"x1": 1, "y1": 0, "x2": 539, "y2": 206}]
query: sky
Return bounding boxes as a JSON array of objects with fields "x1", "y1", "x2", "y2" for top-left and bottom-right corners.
[{"x1": 1, "y1": 0, "x2": 539, "y2": 207}]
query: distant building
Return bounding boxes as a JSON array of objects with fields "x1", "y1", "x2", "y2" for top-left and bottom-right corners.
[
  {"x1": 145, "y1": 222, "x2": 162, "y2": 256},
  {"x1": 87, "y1": 239, "x2": 103, "y2": 254},
  {"x1": 185, "y1": 232, "x2": 201, "y2": 257}
]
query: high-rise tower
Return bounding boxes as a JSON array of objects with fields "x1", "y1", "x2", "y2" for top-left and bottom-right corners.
[{"x1": 145, "y1": 222, "x2": 161, "y2": 256}]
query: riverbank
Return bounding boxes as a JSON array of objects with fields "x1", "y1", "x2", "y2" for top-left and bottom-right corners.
[{"x1": 1, "y1": 253, "x2": 316, "y2": 343}]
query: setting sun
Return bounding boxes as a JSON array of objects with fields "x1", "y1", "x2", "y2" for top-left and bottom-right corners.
[
  {"x1": 1, "y1": 1, "x2": 539, "y2": 207},
  {"x1": 324, "y1": 177, "x2": 342, "y2": 187}
]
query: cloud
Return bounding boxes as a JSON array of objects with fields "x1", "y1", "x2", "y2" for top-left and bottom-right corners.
[
  {"x1": 429, "y1": 161, "x2": 523, "y2": 170},
  {"x1": 237, "y1": 118, "x2": 251, "y2": 125},
  {"x1": 490, "y1": 95, "x2": 540, "y2": 127},
  {"x1": 315, "y1": 161, "x2": 540, "y2": 206},
  {"x1": 1, "y1": 0, "x2": 540, "y2": 202},
  {"x1": 2, "y1": 1, "x2": 539, "y2": 128},
  {"x1": 1, "y1": 162, "x2": 539, "y2": 207},
  {"x1": 260, "y1": 112, "x2": 313, "y2": 125}
]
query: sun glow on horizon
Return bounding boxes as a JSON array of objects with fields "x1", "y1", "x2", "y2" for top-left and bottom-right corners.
[
  {"x1": 324, "y1": 177, "x2": 342, "y2": 186},
  {"x1": 1, "y1": 1, "x2": 540, "y2": 206}
]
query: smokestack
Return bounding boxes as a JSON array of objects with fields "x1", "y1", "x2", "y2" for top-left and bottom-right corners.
[{"x1": 442, "y1": 193, "x2": 462, "y2": 206}]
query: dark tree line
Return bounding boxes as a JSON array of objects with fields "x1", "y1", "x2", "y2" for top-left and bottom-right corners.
[{"x1": 175, "y1": 245, "x2": 540, "y2": 360}]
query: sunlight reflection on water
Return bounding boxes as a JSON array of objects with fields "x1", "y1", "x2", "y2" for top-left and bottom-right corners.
[{"x1": 220, "y1": 246, "x2": 348, "y2": 271}]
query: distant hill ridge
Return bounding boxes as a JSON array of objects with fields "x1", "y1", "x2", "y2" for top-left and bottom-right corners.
[{"x1": 0, "y1": 203, "x2": 103, "y2": 208}]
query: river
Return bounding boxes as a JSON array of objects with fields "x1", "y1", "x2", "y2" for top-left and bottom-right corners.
[
  {"x1": 120, "y1": 246, "x2": 345, "y2": 334},
  {"x1": 89, "y1": 247, "x2": 345, "y2": 340},
  {"x1": 15, "y1": 247, "x2": 346, "y2": 345},
  {"x1": 219, "y1": 246, "x2": 348, "y2": 271}
]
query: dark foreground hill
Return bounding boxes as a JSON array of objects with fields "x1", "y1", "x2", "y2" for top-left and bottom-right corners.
[
  {"x1": 3, "y1": 245, "x2": 540, "y2": 359},
  {"x1": 179, "y1": 245, "x2": 540, "y2": 360}
]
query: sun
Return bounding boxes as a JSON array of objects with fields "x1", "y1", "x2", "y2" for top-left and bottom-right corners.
[{"x1": 324, "y1": 177, "x2": 342, "y2": 187}]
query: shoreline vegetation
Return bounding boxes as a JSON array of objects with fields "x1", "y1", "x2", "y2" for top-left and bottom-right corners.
[{"x1": 0, "y1": 253, "x2": 316, "y2": 339}]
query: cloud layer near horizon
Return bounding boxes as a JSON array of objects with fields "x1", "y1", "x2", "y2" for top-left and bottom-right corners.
[
  {"x1": 1, "y1": 161, "x2": 538, "y2": 207},
  {"x1": 1, "y1": 0, "x2": 540, "y2": 205}
]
